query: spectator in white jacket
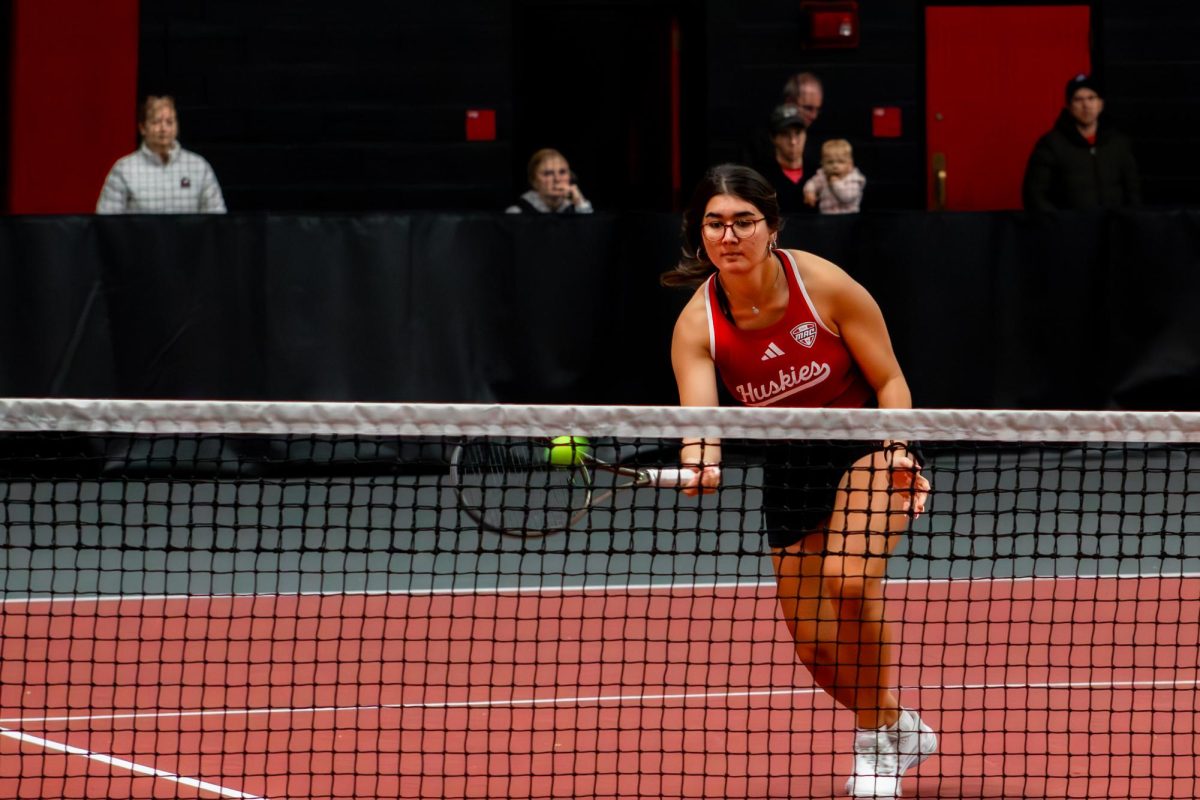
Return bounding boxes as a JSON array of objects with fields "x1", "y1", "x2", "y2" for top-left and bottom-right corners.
[{"x1": 97, "y1": 95, "x2": 226, "y2": 214}]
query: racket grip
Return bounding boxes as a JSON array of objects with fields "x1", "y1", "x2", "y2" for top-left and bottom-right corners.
[{"x1": 647, "y1": 467, "x2": 699, "y2": 487}]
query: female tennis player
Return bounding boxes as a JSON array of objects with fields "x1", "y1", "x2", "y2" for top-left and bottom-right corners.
[{"x1": 662, "y1": 164, "x2": 935, "y2": 798}]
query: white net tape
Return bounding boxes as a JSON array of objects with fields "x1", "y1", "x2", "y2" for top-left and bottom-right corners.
[{"x1": 0, "y1": 398, "x2": 1198, "y2": 442}]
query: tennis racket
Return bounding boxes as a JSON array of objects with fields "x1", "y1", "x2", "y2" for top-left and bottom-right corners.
[{"x1": 449, "y1": 437, "x2": 699, "y2": 537}]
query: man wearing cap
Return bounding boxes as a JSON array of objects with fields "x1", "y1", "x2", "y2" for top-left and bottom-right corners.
[
  {"x1": 746, "y1": 104, "x2": 815, "y2": 212},
  {"x1": 1022, "y1": 74, "x2": 1141, "y2": 210}
]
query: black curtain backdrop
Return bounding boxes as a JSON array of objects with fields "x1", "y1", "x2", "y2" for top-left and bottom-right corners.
[{"x1": 1, "y1": 210, "x2": 1197, "y2": 410}]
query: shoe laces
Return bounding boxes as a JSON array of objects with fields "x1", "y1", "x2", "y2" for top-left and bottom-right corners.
[{"x1": 853, "y1": 728, "x2": 899, "y2": 775}]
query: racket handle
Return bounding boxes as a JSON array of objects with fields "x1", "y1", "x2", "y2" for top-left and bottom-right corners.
[{"x1": 646, "y1": 467, "x2": 700, "y2": 487}]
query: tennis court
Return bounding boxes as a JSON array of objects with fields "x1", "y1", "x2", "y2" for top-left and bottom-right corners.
[{"x1": 1, "y1": 401, "x2": 1198, "y2": 799}]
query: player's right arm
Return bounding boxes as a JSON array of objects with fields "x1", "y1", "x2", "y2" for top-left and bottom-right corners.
[{"x1": 670, "y1": 290, "x2": 723, "y2": 493}]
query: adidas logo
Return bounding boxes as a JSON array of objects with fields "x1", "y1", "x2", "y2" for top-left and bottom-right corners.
[{"x1": 760, "y1": 342, "x2": 785, "y2": 361}]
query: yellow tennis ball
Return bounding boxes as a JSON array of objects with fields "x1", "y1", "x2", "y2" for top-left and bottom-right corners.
[{"x1": 546, "y1": 435, "x2": 591, "y2": 467}]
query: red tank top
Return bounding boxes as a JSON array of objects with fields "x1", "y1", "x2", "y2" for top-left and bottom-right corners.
[{"x1": 705, "y1": 249, "x2": 874, "y2": 408}]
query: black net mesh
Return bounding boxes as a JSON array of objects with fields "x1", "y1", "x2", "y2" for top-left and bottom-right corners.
[{"x1": 1, "y1": 401, "x2": 1197, "y2": 799}]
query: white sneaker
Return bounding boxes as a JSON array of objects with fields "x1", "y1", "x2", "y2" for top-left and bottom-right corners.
[
  {"x1": 844, "y1": 725, "x2": 900, "y2": 798},
  {"x1": 844, "y1": 709, "x2": 937, "y2": 798},
  {"x1": 895, "y1": 708, "x2": 938, "y2": 777}
]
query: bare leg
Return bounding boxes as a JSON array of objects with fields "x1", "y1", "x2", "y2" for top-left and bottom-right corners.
[{"x1": 771, "y1": 450, "x2": 914, "y2": 730}]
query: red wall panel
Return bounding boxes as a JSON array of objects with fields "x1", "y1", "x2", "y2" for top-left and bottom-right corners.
[
  {"x1": 926, "y1": 5, "x2": 1091, "y2": 211},
  {"x1": 8, "y1": 0, "x2": 139, "y2": 214}
]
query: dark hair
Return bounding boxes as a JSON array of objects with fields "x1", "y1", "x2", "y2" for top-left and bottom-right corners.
[{"x1": 660, "y1": 164, "x2": 783, "y2": 288}]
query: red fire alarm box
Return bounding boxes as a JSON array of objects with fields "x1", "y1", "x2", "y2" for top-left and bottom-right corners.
[
  {"x1": 872, "y1": 106, "x2": 902, "y2": 138},
  {"x1": 465, "y1": 109, "x2": 496, "y2": 141},
  {"x1": 802, "y1": 1, "x2": 859, "y2": 49}
]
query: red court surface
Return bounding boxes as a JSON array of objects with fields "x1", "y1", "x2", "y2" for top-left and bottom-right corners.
[{"x1": 2, "y1": 575, "x2": 1198, "y2": 799}]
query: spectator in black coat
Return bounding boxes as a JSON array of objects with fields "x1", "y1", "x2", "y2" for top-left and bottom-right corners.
[{"x1": 1022, "y1": 74, "x2": 1140, "y2": 210}]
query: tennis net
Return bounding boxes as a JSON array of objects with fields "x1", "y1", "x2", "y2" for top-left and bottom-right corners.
[{"x1": 0, "y1": 398, "x2": 1197, "y2": 799}]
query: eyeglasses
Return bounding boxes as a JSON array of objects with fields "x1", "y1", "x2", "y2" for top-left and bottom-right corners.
[{"x1": 701, "y1": 218, "x2": 765, "y2": 241}]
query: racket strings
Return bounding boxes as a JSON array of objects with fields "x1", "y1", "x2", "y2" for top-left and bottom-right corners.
[{"x1": 453, "y1": 438, "x2": 592, "y2": 534}]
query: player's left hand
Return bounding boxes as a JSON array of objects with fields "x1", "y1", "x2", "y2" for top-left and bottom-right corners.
[{"x1": 886, "y1": 452, "x2": 930, "y2": 518}]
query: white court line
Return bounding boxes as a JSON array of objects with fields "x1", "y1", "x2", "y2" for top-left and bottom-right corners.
[
  {"x1": 4, "y1": 570, "x2": 1199, "y2": 606},
  {"x1": 398, "y1": 676, "x2": 1200, "y2": 710},
  {"x1": 3, "y1": 677, "x2": 1196, "y2": 728},
  {"x1": 0, "y1": 725, "x2": 267, "y2": 799}
]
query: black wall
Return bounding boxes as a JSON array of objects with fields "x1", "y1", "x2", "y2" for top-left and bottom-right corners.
[
  {"x1": 512, "y1": 1, "x2": 690, "y2": 211},
  {"x1": 139, "y1": 0, "x2": 515, "y2": 212},
  {"x1": 1097, "y1": 0, "x2": 1200, "y2": 207},
  {"x1": 2, "y1": 210, "x2": 1197, "y2": 410}
]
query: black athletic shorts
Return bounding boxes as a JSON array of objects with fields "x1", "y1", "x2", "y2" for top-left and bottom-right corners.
[{"x1": 760, "y1": 440, "x2": 884, "y2": 549}]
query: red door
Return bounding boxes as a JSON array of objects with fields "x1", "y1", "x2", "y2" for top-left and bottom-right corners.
[{"x1": 926, "y1": 6, "x2": 1091, "y2": 211}]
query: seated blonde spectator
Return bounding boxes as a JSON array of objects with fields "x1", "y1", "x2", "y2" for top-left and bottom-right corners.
[
  {"x1": 96, "y1": 95, "x2": 226, "y2": 214},
  {"x1": 506, "y1": 149, "x2": 592, "y2": 214},
  {"x1": 803, "y1": 139, "x2": 866, "y2": 214}
]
